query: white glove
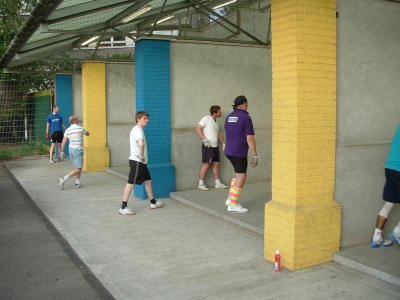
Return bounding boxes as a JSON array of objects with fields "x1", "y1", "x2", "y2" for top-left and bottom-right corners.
[
  {"x1": 250, "y1": 155, "x2": 259, "y2": 167},
  {"x1": 202, "y1": 139, "x2": 211, "y2": 148},
  {"x1": 136, "y1": 155, "x2": 145, "y2": 163},
  {"x1": 222, "y1": 143, "x2": 226, "y2": 151}
]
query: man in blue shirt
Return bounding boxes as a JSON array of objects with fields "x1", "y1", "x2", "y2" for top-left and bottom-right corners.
[
  {"x1": 46, "y1": 105, "x2": 66, "y2": 163},
  {"x1": 224, "y1": 95, "x2": 258, "y2": 213}
]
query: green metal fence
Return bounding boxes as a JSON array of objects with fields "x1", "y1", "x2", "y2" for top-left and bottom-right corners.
[{"x1": 0, "y1": 73, "x2": 53, "y2": 159}]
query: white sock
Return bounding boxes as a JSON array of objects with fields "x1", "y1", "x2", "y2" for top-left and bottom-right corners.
[
  {"x1": 76, "y1": 179, "x2": 80, "y2": 185},
  {"x1": 373, "y1": 228, "x2": 382, "y2": 242},
  {"x1": 199, "y1": 180, "x2": 204, "y2": 186},
  {"x1": 394, "y1": 223, "x2": 400, "y2": 235},
  {"x1": 63, "y1": 175, "x2": 70, "y2": 181},
  {"x1": 215, "y1": 179, "x2": 221, "y2": 185}
]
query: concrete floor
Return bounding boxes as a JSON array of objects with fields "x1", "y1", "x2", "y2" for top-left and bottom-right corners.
[
  {"x1": 110, "y1": 166, "x2": 400, "y2": 288},
  {"x1": 3, "y1": 157, "x2": 399, "y2": 300}
]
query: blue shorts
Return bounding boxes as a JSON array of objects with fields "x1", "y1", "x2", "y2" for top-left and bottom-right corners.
[
  {"x1": 383, "y1": 168, "x2": 400, "y2": 203},
  {"x1": 69, "y1": 147, "x2": 84, "y2": 168}
]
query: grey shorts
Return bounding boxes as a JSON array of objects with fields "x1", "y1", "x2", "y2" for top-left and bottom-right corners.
[{"x1": 69, "y1": 147, "x2": 84, "y2": 168}]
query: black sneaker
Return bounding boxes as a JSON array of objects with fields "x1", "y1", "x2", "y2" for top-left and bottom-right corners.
[{"x1": 58, "y1": 157, "x2": 62, "y2": 162}]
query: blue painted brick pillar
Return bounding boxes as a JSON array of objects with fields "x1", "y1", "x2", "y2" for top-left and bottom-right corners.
[
  {"x1": 134, "y1": 39, "x2": 176, "y2": 199},
  {"x1": 55, "y1": 74, "x2": 73, "y2": 157}
]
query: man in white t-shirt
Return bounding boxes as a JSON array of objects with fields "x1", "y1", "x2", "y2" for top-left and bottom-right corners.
[
  {"x1": 196, "y1": 105, "x2": 228, "y2": 191},
  {"x1": 119, "y1": 111, "x2": 165, "y2": 215},
  {"x1": 58, "y1": 115, "x2": 90, "y2": 189}
]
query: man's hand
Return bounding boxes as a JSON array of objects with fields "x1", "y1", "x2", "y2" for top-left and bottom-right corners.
[
  {"x1": 202, "y1": 139, "x2": 211, "y2": 148},
  {"x1": 250, "y1": 155, "x2": 259, "y2": 167},
  {"x1": 46, "y1": 134, "x2": 50, "y2": 140},
  {"x1": 136, "y1": 155, "x2": 145, "y2": 163}
]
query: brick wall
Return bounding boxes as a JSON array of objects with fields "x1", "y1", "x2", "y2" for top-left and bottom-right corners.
[
  {"x1": 134, "y1": 40, "x2": 175, "y2": 199},
  {"x1": 55, "y1": 74, "x2": 73, "y2": 157},
  {"x1": 265, "y1": 0, "x2": 341, "y2": 270},
  {"x1": 82, "y1": 62, "x2": 110, "y2": 172}
]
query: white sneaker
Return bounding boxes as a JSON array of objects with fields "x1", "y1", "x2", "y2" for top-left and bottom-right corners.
[
  {"x1": 225, "y1": 199, "x2": 230, "y2": 206},
  {"x1": 150, "y1": 201, "x2": 165, "y2": 209},
  {"x1": 49, "y1": 158, "x2": 56, "y2": 163},
  {"x1": 227, "y1": 203, "x2": 248, "y2": 213},
  {"x1": 370, "y1": 238, "x2": 392, "y2": 248},
  {"x1": 59, "y1": 177, "x2": 64, "y2": 190},
  {"x1": 197, "y1": 184, "x2": 210, "y2": 191},
  {"x1": 75, "y1": 183, "x2": 83, "y2": 189},
  {"x1": 119, "y1": 207, "x2": 135, "y2": 215},
  {"x1": 215, "y1": 183, "x2": 229, "y2": 189}
]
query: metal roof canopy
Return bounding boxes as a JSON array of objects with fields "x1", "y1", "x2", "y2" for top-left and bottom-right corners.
[{"x1": 0, "y1": 0, "x2": 271, "y2": 69}]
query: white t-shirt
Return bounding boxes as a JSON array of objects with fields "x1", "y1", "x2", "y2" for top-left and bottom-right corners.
[
  {"x1": 64, "y1": 124, "x2": 87, "y2": 149},
  {"x1": 129, "y1": 125, "x2": 148, "y2": 164},
  {"x1": 198, "y1": 115, "x2": 219, "y2": 147}
]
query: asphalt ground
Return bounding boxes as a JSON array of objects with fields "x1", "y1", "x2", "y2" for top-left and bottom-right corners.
[{"x1": 0, "y1": 161, "x2": 114, "y2": 300}]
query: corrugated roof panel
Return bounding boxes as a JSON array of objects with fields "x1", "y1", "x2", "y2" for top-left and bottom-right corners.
[
  {"x1": 49, "y1": 6, "x2": 128, "y2": 31},
  {"x1": 57, "y1": 0, "x2": 93, "y2": 9},
  {"x1": 29, "y1": 32, "x2": 61, "y2": 43},
  {"x1": 20, "y1": 39, "x2": 77, "y2": 59}
]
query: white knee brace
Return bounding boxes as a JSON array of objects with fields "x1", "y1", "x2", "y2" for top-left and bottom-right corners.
[{"x1": 378, "y1": 202, "x2": 395, "y2": 218}]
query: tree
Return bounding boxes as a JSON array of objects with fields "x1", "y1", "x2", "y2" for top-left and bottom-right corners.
[
  {"x1": 0, "y1": 1, "x2": 134, "y2": 147},
  {"x1": 0, "y1": 1, "x2": 37, "y2": 59}
]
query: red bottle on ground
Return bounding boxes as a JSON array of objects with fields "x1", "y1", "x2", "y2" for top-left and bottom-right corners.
[{"x1": 275, "y1": 250, "x2": 281, "y2": 271}]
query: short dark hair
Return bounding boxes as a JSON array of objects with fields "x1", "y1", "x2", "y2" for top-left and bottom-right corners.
[
  {"x1": 210, "y1": 105, "x2": 221, "y2": 115},
  {"x1": 232, "y1": 95, "x2": 247, "y2": 109},
  {"x1": 135, "y1": 111, "x2": 149, "y2": 123}
]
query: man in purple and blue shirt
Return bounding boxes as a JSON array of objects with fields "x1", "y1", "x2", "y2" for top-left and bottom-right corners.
[{"x1": 224, "y1": 95, "x2": 258, "y2": 213}]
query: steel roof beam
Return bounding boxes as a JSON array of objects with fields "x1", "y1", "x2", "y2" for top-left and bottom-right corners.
[{"x1": 189, "y1": 0, "x2": 266, "y2": 45}]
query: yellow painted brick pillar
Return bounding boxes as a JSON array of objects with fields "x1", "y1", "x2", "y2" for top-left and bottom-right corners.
[
  {"x1": 81, "y1": 62, "x2": 110, "y2": 172},
  {"x1": 265, "y1": 0, "x2": 341, "y2": 270}
]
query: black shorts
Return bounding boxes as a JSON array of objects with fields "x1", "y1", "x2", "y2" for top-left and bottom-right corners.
[
  {"x1": 225, "y1": 154, "x2": 248, "y2": 173},
  {"x1": 51, "y1": 131, "x2": 64, "y2": 143},
  {"x1": 127, "y1": 160, "x2": 151, "y2": 185},
  {"x1": 202, "y1": 145, "x2": 220, "y2": 164},
  {"x1": 382, "y1": 168, "x2": 400, "y2": 203}
]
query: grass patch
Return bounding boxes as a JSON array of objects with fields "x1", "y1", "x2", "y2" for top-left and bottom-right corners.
[{"x1": 0, "y1": 142, "x2": 49, "y2": 160}]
